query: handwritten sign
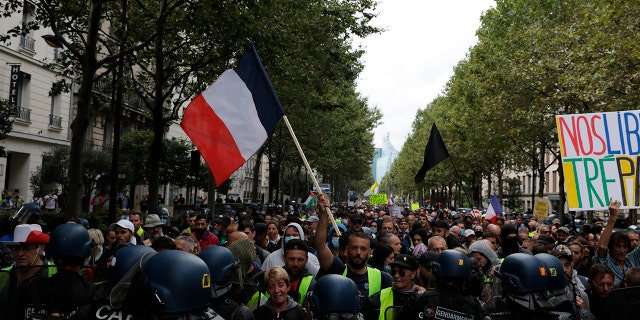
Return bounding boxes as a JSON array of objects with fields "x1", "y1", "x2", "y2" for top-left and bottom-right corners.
[
  {"x1": 534, "y1": 197, "x2": 550, "y2": 220},
  {"x1": 369, "y1": 194, "x2": 388, "y2": 205},
  {"x1": 556, "y1": 111, "x2": 640, "y2": 210}
]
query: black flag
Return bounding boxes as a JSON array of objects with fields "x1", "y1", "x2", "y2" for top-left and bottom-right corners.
[{"x1": 414, "y1": 123, "x2": 450, "y2": 184}]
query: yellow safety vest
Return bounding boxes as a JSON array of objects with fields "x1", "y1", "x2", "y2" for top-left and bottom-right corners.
[
  {"x1": 0, "y1": 261, "x2": 57, "y2": 289},
  {"x1": 342, "y1": 266, "x2": 381, "y2": 296},
  {"x1": 379, "y1": 287, "x2": 394, "y2": 320},
  {"x1": 247, "y1": 274, "x2": 313, "y2": 307}
]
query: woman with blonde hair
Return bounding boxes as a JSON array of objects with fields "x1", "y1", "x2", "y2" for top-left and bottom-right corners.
[{"x1": 254, "y1": 266, "x2": 305, "y2": 320}]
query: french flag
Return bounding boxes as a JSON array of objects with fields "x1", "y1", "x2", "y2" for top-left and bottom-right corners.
[
  {"x1": 484, "y1": 194, "x2": 503, "y2": 224},
  {"x1": 181, "y1": 43, "x2": 285, "y2": 186}
]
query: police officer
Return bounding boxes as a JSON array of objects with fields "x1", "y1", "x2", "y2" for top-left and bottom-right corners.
[
  {"x1": 371, "y1": 254, "x2": 424, "y2": 320},
  {"x1": 199, "y1": 245, "x2": 254, "y2": 319},
  {"x1": 0, "y1": 224, "x2": 53, "y2": 320},
  {"x1": 140, "y1": 250, "x2": 214, "y2": 319},
  {"x1": 497, "y1": 253, "x2": 578, "y2": 320},
  {"x1": 37, "y1": 223, "x2": 94, "y2": 319},
  {"x1": 92, "y1": 245, "x2": 156, "y2": 319},
  {"x1": 418, "y1": 250, "x2": 485, "y2": 320},
  {"x1": 309, "y1": 274, "x2": 361, "y2": 320}
]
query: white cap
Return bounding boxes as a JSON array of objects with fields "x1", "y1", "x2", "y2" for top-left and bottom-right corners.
[{"x1": 110, "y1": 219, "x2": 134, "y2": 232}]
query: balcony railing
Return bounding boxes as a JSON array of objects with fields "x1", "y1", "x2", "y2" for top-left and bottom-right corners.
[
  {"x1": 49, "y1": 114, "x2": 62, "y2": 128},
  {"x1": 19, "y1": 35, "x2": 35, "y2": 51},
  {"x1": 15, "y1": 107, "x2": 31, "y2": 122}
]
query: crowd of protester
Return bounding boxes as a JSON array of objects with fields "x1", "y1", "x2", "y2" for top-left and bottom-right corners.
[{"x1": 0, "y1": 195, "x2": 637, "y2": 319}]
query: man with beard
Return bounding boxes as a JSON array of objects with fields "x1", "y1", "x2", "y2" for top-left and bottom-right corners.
[
  {"x1": 496, "y1": 224, "x2": 531, "y2": 259},
  {"x1": 282, "y1": 239, "x2": 315, "y2": 305},
  {"x1": 192, "y1": 213, "x2": 220, "y2": 250},
  {"x1": 594, "y1": 199, "x2": 640, "y2": 286},
  {"x1": 128, "y1": 212, "x2": 148, "y2": 243},
  {"x1": 315, "y1": 193, "x2": 392, "y2": 319},
  {"x1": 142, "y1": 214, "x2": 165, "y2": 246}
]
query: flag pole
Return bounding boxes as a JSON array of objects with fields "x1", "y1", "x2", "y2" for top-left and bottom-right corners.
[{"x1": 282, "y1": 115, "x2": 341, "y2": 236}]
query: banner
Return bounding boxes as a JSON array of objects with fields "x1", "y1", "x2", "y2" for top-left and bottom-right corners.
[
  {"x1": 556, "y1": 111, "x2": 640, "y2": 210},
  {"x1": 534, "y1": 197, "x2": 550, "y2": 220},
  {"x1": 369, "y1": 194, "x2": 388, "y2": 205}
]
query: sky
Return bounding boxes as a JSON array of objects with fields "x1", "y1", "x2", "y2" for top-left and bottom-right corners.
[{"x1": 356, "y1": 0, "x2": 496, "y2": 151}]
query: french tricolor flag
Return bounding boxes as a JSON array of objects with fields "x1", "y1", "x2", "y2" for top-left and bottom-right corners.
[
  {"x1": 181, "y1": 43, "x2": 285, "y2": 186},
  {"x1": 484, "y1": 194, "x2": 503, "y2": 224}
]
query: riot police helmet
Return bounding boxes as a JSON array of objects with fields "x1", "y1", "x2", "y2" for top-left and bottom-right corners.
[
  {"x1": 310, "y1": 274, "x2": 360, "y2": 314},
  {"x1": 433, "y1": 249, "x2": 471, "y2": 280}
]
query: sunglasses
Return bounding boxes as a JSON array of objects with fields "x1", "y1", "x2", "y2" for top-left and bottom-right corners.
[
  {"x1": 390, "y1": 268, "x2": 407, "y2": 277},
  {"x1": 352, "y1": 220, "x2": 363, "y2": 225}
]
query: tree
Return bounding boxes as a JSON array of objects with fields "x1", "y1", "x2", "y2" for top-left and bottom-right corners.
[
  {"x1": 0, "y1": 99, "x2": 14, "y2": 157},
  {"x1": 29, "y1": 145, "x2": 111, "y2": 212}
]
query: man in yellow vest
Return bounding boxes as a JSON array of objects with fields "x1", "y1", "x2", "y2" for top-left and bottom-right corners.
[
  {"x1": 315, "y1": 193, "x2": 392, "y2": 319},
  {"x1": 0, "y1": 224, "x2": 55, "y2": 320},
  {"x1": 371, "y1": 254, "x2": 424, "y2": 320},
  {"x1": 283, "y1": 239, "x2": 315, "y2": 306}
]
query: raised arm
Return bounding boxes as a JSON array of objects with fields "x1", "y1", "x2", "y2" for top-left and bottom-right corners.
[
  {"x1": 597, "y1": 198, "x2": 621, "y2": 258},
  {"x1": 314, "y1": 193, "x2": 334, "y2": 271}
]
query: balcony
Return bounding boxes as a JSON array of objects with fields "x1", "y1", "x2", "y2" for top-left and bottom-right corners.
[
  {"x1": 49, "y1": 114, "x2": 63, "y2": 129},
  {"x1": 19, "y1": 35, "x2": 36, "y2": 54},
  {"x1": 15, "y1": 107, "x2": 31, "y2": 123}
]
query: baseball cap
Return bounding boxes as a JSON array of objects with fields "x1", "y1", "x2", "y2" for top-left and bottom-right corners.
[
  {"x1": 284, "y1": 239, "x2": 310, "y2": 252},
  {"x1": 464, "y1": 229, "x2": 476, "y2": 238},
  {"x1": 434, "y1": 220, "x2": 449, "y2": 230},
  {"x1": 2, "y1": 224, "x2": 49, "y2": 245},
  {"x1": 417, "y1": 251, "x2": 438, "y2": 267},
  {"x1": 389, "y1": 254, "x2": 419, "y2": 270},
  {"x1": 551, "y1": 244, "x2": 573, "y2": 261},
  {"x1": 537, "y1": 234, "x2": 555, "y2": 245},
  {"x1": 214, "y1": 215, "x2": 231, "y2": 227},
  {"x1": 143, "y1": 214, "x2": 164, "y2": 228},
  {"x1": 306, "y1": 216, "x2": 319, "y2": 223},
  {"x1": 557, "y1": 226, "x2": 570, "y2": 234},
  {"x1": 110, "y1": 219, "x2": 135, "y2": 232}
]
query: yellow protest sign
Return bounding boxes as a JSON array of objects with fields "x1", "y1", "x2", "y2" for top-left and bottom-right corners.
[
  {"x1": 369, "y1": 194, "x2": 388, "y2": 205},
  {"x1": 534, "y1": 197, "x2": 550, "y2": 220},
  {"x1": 411, "y1": 203, "x2": 420, "y2": 211}
]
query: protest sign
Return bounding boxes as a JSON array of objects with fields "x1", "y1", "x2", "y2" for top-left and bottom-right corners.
[
  {"x1": 369, "y1": 194, "x2": 388, "y2": 205},
  {"x1": 557, "y1": 111, "x2": 640, "y2": 210}
]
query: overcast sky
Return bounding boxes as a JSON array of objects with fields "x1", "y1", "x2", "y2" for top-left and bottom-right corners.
[{"x1": 356, "y1": 0, "x2": 495, "y2": 150}]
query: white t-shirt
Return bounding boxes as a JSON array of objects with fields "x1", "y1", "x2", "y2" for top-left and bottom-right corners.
[{"x1": 44, "y1": 194, "x2": 57, "y2": 210}]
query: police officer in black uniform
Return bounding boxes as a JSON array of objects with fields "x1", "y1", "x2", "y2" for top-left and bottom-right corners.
[
  {"x1": 309, "y1": 274, "x2": 361, "y2": 320},
  {"x1": 199, "y1": 245, "x2": 254, "y2": 320},
  {"x1": 92, "y1": 245, "x2": 156, "y2": 319},
  {"x1": 36, "y1": 223, "x2": 95, "y2": 319},
  {"x1": 418, "y1": 249, "x2": 486, "y2": 320},
  {"x1": 495, "y1": 253, "x2": 578, "y2": 320}
]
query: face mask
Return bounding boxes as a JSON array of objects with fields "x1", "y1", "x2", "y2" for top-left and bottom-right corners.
[
  {"x1": 194, "y1": 228, "x2": 205, "y2": 235},
  {"x1": 284, "y1": 236, "x2": 300, "y2": 244},
  {"x1": 384, "y1": 265, "x2": 391, "y2": 273},
  {"x1": 331, "y1": 238, "x2": 340, "y2": 248},
  {"x1": 475, "y1": 231, "x2": 483, "y2": 238},
  {"x1": 213, "y1": 231, "x2": 220, "y2": 237},
  {"x1": 371, "y1": 229, "x2": 377, "y2": 234}
]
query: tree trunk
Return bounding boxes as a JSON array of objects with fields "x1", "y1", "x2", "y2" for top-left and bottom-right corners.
[
  {"x1": 66, "y1": 0, "x2": 103, "y2": 219},
  {"x1": 146, "y1": 0, "x2": 167, "y2": 213},
  {"x1": 251, "y1": 147, "x2": 264, "y2": 202}
]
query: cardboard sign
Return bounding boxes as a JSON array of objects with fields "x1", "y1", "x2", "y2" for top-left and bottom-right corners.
[
  {"x1": 369, "y1": 194, "x2": 388, "y2": 205},
  {"x1": 556, "y1": 111, "x2": 640, "y2": 210}
]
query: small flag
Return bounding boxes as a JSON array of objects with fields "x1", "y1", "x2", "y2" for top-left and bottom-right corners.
[
  {"x1": 303, "y1": 191, "x2": 317, "y2": 209},
  {"x1": 363, "y1": 180, "x2": 378, "y2": 197},
  {"x1": 485, "y1": 194, "x2": 503, "y2": 223},
  {"x1": 388, "y1": 194, "x2": 395, "y2": 205},
  {"x1": 181, "y1": 42, "x2": 285, "y2": 187},
  {"x1": 414, "y1": 124, "x2": 450, "y2": 184}
]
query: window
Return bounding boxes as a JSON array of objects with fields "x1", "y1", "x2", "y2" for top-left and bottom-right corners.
[
  {"x1": 19, "y1": 1, "x2": 36, "y2": 52},
  {"x1": 49, "y1": 94, "x2": 62, "y2": 129}
]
